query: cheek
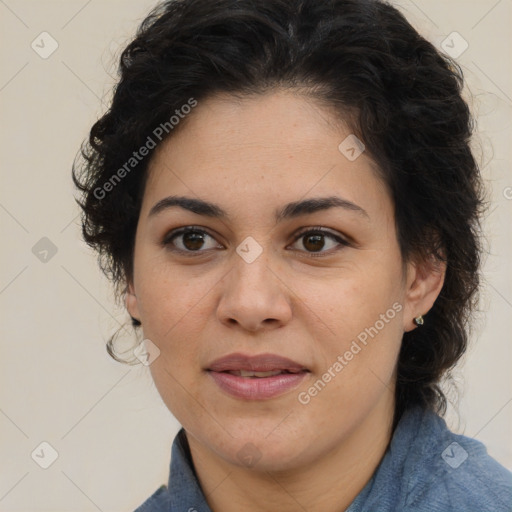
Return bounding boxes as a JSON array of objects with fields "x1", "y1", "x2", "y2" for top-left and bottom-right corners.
[
  {"x1": 308, "y1": 259, "x2": 403, "y2": 340},
  {"x1": 306, "y1": 255, "x2": 405, "y2": 389},
  {"x1": 134, "y1": 251, "x2": 216, "y2": 340},
  {"x1": 297, "y1": 287, "x2": 403, "y2": 431},
  {"x1": 137, "y1": 266, "x2": 214, "y2": 425}
]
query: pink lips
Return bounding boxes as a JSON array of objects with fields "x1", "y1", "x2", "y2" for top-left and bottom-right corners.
[{"x1": 206, "y1": 352, "x2": 309, "y2": 400}]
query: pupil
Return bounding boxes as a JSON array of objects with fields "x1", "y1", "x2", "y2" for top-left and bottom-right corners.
[
  {"x1": 184, "y1": 232, "x2": 204, "y2": 250},
  {"x1": 304, "y1": 234, "x2": 324, "y2": 252}
]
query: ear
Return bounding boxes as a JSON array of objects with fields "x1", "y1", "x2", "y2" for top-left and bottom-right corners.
[
  {"x1": 125, "y1": 280, "x2": 141, "y2": 323},
  {"x1": 402, "y1": 253, "x2": 446, "y2": 332}
]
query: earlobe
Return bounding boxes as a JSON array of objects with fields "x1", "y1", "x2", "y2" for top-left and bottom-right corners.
[
  {"x1": 125, "y1": 282, "x2": 141, "y2": 324},
  {"x1": 403, "y1": 254, "x2": 446, "y2": 332}
]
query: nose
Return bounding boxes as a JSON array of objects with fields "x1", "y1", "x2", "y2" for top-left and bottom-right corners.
[{"x1": 216, "y1": 249, "x2": 293, "y2": 333}]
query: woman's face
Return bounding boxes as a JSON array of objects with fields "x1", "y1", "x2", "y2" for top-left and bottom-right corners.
[{"x1": 127, "y1": 90, "x2": 437, "y2": 472}]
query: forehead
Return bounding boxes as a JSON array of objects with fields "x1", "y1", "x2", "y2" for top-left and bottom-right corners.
[{"x1": 141, "y1": 91, "x2": 391, "y2": 224}]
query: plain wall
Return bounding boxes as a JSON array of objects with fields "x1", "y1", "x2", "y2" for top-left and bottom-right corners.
[{"x1": 1, "y1": 0, "x2": 511, "y2": 510}]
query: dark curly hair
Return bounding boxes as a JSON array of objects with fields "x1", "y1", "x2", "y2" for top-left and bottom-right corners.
[{"x1": 72, "y1": 0, "x2": 486, "y2": 426}]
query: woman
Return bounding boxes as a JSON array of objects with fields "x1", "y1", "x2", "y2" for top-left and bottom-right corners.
[{"x1": 73, "y1": 0, "x2": 512, "y2": 510}]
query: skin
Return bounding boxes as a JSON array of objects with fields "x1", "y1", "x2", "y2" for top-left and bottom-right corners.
[{"x1": 126, "y1": 90, "x2": 445, "y2": 512}]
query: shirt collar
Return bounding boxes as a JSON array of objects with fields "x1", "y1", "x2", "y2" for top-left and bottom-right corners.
[{"x1": 167, "y1": 429, "x2": 213, "y2": 511}]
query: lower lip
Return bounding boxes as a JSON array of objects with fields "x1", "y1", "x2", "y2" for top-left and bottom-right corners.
[{"x1": 208, "y1": 371, "x2": 309, "y2": 400}]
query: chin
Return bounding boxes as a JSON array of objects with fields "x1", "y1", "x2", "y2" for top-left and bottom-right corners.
[
  {"x1": 224, "y1": 442, "x2": 305, "y2": 473},
  {"x1": 211, "y1": 426, "x2": 310, "y2": 473}
]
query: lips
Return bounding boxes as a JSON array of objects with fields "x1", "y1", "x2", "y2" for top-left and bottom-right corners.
[
  {"x1": 207, "y1": 353, "x2": 308, "y2": 373},
  {"x1": 206, "y1": 353, "x2": 310, "y2": 400}
]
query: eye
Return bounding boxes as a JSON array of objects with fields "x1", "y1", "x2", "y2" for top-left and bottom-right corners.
[
  {"x1": 162, "y1": 227, "x2": 223, "y2": 254},
  {"x1": 289, "y1": 227, "x2": 349, "y2": 256},
  {"x1": 162, "y1": 226, "x2": 350, "y2": 257}
]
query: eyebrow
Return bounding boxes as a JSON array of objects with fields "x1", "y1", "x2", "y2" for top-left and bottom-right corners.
[{"x1": 148, "y1": 195, "x2": 369, "y2": 222}]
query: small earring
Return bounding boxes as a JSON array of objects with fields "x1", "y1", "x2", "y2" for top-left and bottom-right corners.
[{"x1": 413, "y1": 315, "x2": 424, "y2": 326}]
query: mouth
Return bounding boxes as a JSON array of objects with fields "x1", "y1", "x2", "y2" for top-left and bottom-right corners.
[
  {"x1": 207, "y1": 352, "x2": 309, "y2": 373},
  {"x1": 206, "y1": 353, "x2": 310, "y2": 400},
  {"x1": 218, "y1": 369, "x2": 305, "y2": 377}
]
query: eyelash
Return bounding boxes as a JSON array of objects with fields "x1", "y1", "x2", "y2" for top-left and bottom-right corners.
[{"x1": 162, "y1": 225, "x2": 350, "y2": 258}]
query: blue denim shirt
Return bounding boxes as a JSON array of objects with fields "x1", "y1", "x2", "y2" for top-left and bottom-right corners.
[{"x1": 134, "y1": 406, "x2": 512, "y2": 511}]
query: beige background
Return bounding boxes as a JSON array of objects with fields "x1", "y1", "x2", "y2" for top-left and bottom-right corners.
[{"x1": 1, "y1": 0, "x2": 511, "y2": 510}]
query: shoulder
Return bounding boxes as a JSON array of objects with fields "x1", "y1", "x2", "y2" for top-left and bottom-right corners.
[
  {"x1": 133, "y1": 428, "x2": 212, "y2": 511},
  {"x1": 399, "y1": 407, "x2": 512, "y2": 512},
  {"x1": 134, "y1": 485, "x2": 172, "y2": 512}
]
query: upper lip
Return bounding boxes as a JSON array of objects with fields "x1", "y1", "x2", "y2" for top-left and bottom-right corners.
[{"x1": 207, "y1": 353, "x2": 309, "y2": 373}]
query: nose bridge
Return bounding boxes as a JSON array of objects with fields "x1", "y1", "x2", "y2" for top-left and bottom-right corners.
[
  {"x1": 216, "y1": 240, "x2": 293, "y2": 331},
  {"x1": 230, "y1": 242, "x2": 278, "y2": 298}
]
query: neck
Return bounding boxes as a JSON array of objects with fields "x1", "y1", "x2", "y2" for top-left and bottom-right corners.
[{"x1": 187, "y1": 392, "x2": 395, "y2": 512}]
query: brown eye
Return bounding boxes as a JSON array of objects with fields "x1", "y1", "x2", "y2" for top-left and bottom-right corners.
[
  {"x1": 163, "y1": 227, "x2": 222, "y2": 253},
  {"x1": 181, "y1": 231, "x2": 207, "y2": 250},
  {"x1": 290, "y1": 228, "x2": 349, "y2": 256},
  {"x1": 302, "y1": 233, "x2": 325, "y2": 252}
]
